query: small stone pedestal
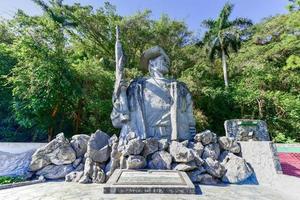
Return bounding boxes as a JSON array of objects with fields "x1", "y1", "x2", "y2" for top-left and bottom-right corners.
[{"x1": 103, "y1": 169, "x2": 195, "y2": 194}]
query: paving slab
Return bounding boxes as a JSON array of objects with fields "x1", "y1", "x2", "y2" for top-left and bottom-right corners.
[{"x1": 0, "y1": 180, "x2": 298, "y2": 200}]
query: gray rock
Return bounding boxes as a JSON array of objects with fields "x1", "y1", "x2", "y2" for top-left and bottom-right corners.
[
  {"x1": 148, "y1": 151, "x2": 172, "y2": 170},
  {"x1": 105, "y1": 142, "x2": 121, "y2": 177},
  {"x1": 189, "y1": 142, "x2": 204, "y2": 157},
  {"x1": 30, "y1": 133, "x2": 76, "y2": 171},
  {"x1": 70, "y1": 134, "x2": 90, "y2": 158},
  {"x1": 173, "y1": 161, "x2": 197, "y2": 171},
  {"x1": 187, "y1": 167, "x2": 206, "y2": 183},
  {"x1": 91, "y1": 145, "x2": 111, "y2": 163},
  {"x1": 142, "y1": 138, "x2": 159, "y2": 157},
  {"x1": 108, "y1": 134, "x2": 118, "y2": 146},
  {"x1": 65, "y1": 171, "x2": 83, "y2": 182},
  {"x1": 158, "y1": 139, "x2": 169, "y2": 150},
  {"x1": 202, "y1": 143, "x2": 220, "y2": 160},
  {"x1": 86, "y1": 130, "x2": 111, "y2": 163},
  {"x1": 0, "y1": 150, "x2": 34, "y2": 178},
  {"x1": 204, "y1": 157, "x2": 225, "y2": 178},
  {"x1": 91, "y1": 164, "x2": 106, "y2": 183},
  {"x1": 36, "y1": 164, "x2": 74, "y2": 179},
  {"x1": 221, "y1": 153, "x2": 253, "y2": 183},
  {"x1": 124, "y1": 138, "x2": 145, "y2": 156},
  {"x1": 75, "y1": 163, "x2": 84, "y2": 171},
  {"x1": 169, "y1": 141, "x2": 194, "y2": 163},
  {"x1": 195, "y1": 130, "x2": 217, "y2": 145},
  {"x1": 126, "y1": 155, "x2": 146, "y2": 169},
  {"x1": 218, "y1": 136, "x2": 241, "y2": 154},
  {"x1": 72, "y1": 157, "x2": 82, "y2": 168},
  {"x1": 191, "y1": 173, "x2": 220, "y2": 185}
]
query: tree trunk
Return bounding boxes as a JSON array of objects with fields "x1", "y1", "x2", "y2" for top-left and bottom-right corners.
[
  {"x1": 221, "y1": 49, "x2": 229, "y2": 87},
  {"x1": 48, "y1": 127, "x2": 54, "y2": 142}
]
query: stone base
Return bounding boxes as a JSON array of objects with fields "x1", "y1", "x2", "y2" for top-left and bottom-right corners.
[{"x1": 103, "y1": 169, "x2": 195, "y2": 194}]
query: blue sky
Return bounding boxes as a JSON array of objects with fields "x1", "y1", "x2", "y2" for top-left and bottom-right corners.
[{"x1": 0, "y1": 0, "x2": 288, "y2": 34}]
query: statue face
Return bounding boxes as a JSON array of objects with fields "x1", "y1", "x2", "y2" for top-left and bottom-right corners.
[{"x1": 149, "y1": 55, "x2": 169, "y2": 75}]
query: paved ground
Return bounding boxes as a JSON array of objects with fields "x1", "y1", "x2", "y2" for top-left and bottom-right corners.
[{"x1": 0, "y1": 181, "x2": 298, "y2": 200}]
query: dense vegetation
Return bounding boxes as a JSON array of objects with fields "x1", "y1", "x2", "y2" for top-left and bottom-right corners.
[
  {"x1": 0, "y1": 1, "x2": 299, "y2": 143},
  {"x1": 0, "y1": 176, "x2": 25, "y2": 185}
]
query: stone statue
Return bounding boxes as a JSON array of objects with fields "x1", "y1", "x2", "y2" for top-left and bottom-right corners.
[{"x1": 111, "y1": 26, "x2": 196, "y2": 145}]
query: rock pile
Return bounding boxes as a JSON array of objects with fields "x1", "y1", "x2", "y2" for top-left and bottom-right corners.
[{"x1": 29, "y1": 130, "x2": 253, "y2": 185}]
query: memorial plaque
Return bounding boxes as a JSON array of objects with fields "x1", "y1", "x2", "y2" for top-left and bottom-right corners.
[
  {"x1": 103, "y1": 169, "x2": 195, "y2": 194},
  {"x1": 224, "y1": 119, "x2": 270, "y2": 141}
]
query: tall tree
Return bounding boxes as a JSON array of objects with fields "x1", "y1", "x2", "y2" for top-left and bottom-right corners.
[{"x1": 202, "y1": 2, "x2": 252, "y2": 87}]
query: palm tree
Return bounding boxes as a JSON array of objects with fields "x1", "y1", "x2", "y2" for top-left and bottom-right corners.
[{"x1": 202, "y1": 2, "x2": 253, "y2": 87}]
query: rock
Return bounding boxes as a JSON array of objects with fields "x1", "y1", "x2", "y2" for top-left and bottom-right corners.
[
  {"x1": 187, "y1": 167, "x2": 206, "y2": 183},
  {"x1": 204, "y1": 157, "x2": 225, "y2": 178},
  {"x1": 30, "y1": 133, "x2": 76, "y2": 171},
  {"x1": 191, "y1": 173, "x2": 220, "y2": 185},
  {"x1": 108, "y1": 134, "x2": 118, "y2": 146},
  {"x1": 189, "y1": 142, "x2": 204, "y2": 158},
  {"x1": 123, "y1": 138, "x2": 145, "y2": 156},
  {"x1": 173, "y1": 161, "x2": 197, "y2": 171},
  {"x1": 36, "y1": 164, "x2": 74, "y2": 179},
  {"x1": 70, "y1": 134, "x2": 90, "y2": 158},
  {"x1": 158, "y1": 139, "x2": 169, "y2": 150},
  {"x1": 181, "y1": 140, "x2": 189, "y2": 147},
  {"x1": 202, "y1": 143, "x2": 220, "y2": 160},
  {"x1": 91, "y1": 164, "x2": 106, "y2": 183},
  {"x1": 126, "y1": 155, "x2": 146, "y2": 169},
  {"x1": 142, "y1": 138, "x2": 159, "y2": 157},
  {"x1": 86, "y1": 130, "x2": 111, "y2": 163},
  {"x1": 218, "y1": 136, "x2": 241, "y2": 154},
  {"x1": 105, "y1": 142, "x2": 121, "y2": 177},
  {"x1": 169, "y1": 141, "x2": 194, "y2": 163},
  {"x1": 188, "y1": 142, "x2": 204, "y2": 167},
  {"x1": 148, "y1": 151, "x2": 172, "y2": 170},
  {"x1": 195, "y1": 130, "x2": 217, "y2": 145},
  {"x1": 72, "y1": 157, "x2": 82, "y2": 168},
  {"x1": 65, "y1": 171, "x2": 83, "y2": 182},
  {"x1": 79, "y1": 174, "x2": 91, "y2": 184},
  {"x1": 0, "y1": 150, "x2": 35, "y2": 178},
  {"x1": 221, "y1": 153, "x2": 253, "y2": 184},
  {"x1": 75, "y1": 163, "x2": 84, "y2": 171}
]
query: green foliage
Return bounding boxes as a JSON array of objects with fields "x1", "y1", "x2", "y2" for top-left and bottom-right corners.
[
  {"x1": 286, "y1": 0, "x2": 300, "y2": 12},
  {"x1": 0, "y1": 1, "x2": 298, "y2": 143},
  {"x1": 0, "y1": 176, "x2": 25, "y2": 185}
]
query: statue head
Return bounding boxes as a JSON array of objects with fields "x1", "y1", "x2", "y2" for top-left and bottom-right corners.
[{"x1": 140, "y1": 46, "x2": 170, "y2": 75}]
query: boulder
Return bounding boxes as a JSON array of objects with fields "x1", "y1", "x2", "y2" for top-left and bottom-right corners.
[
  {"x1": 105, "y1": 142, "x2": 121, "y2": 177},
  {"x1": 218, "y1": 136, "x2": 241, "y2": 154},
  {"x1": 204, "y1": 157, "x2": 225, "y2": 178},
  {"x1": 36, "y1": 164, "x2": 74, "y2": 179},
  {"x1": 221, "y1": 153, "x2": 253, "y2": 183},
  {"x1": 169, "y1": 141, "x2": 194, "y2": 163},
  {"x1": 190, "y1": 173, "x2": 220, "y2": 185},
  {"x1": 142, "y1": 138, "x2": 159, "y2": 157},
  {"x1": 158, "y1": 139, "x2": 169, "y2": 150},
  {"x1": 70, "y1": 134, "x2": 90, "y2": 158},
  {"x1": 86, "y1": 130, "x2": 111, "y2": 163},
  {"x1": 72, "y1": 157, "x2": 82, "y2": 168},
  {"x1": 187, "y1": 168, "x2": 206, "y2": 183},
  {"x1": 123, "y1": 138, "x2": 145, "y2": 156},
  {"x1": 173, "y1": 161, "x2": 197, "y2": 171},
  {"x1": 65, "y1": 171, "x2": 83, "y2": 182},
  {"x1": 30, "y1": 133, "x2": 76, "y2": 171},
  {"x1": 126, "y1": 155, "x2": 146, "y2": 169},
  {"x1": 202, "y1": 143, "x2": 220, "y2": 160},
  {"x1": 91, "y1": 164, "x2": 106, "y2": 183},
  {"x1": 194, "y1": 130, "x2": 217, "y2": 145},
  {"x1": 0, "y1": 150, "x2": 34, "y2": 178},
  {"x1": 148, "y1": 151, "x2": 172, "y2": 170}
]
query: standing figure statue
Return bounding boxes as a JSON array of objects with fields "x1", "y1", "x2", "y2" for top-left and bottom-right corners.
[{"x1": 111, "y1": 26, "x2": 196, "y2": 145}]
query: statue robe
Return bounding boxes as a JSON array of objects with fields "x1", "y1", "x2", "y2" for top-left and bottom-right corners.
[{"x1": 111, "y1": 77, "x2": 195, "y2": 145}]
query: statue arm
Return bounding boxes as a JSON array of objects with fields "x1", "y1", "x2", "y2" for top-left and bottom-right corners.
[{"x1": 111, "y1": 26, "x2": 130, "y2": 128}]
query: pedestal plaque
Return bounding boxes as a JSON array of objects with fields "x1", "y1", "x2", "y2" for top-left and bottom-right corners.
[{"x1": 104, "y1": 169, "x2": 195, "y2": 194}]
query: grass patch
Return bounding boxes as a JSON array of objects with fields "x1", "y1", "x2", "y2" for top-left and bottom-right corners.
[{"x1": 0, "y1": 176, "x2": 25, "y2": 185}]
